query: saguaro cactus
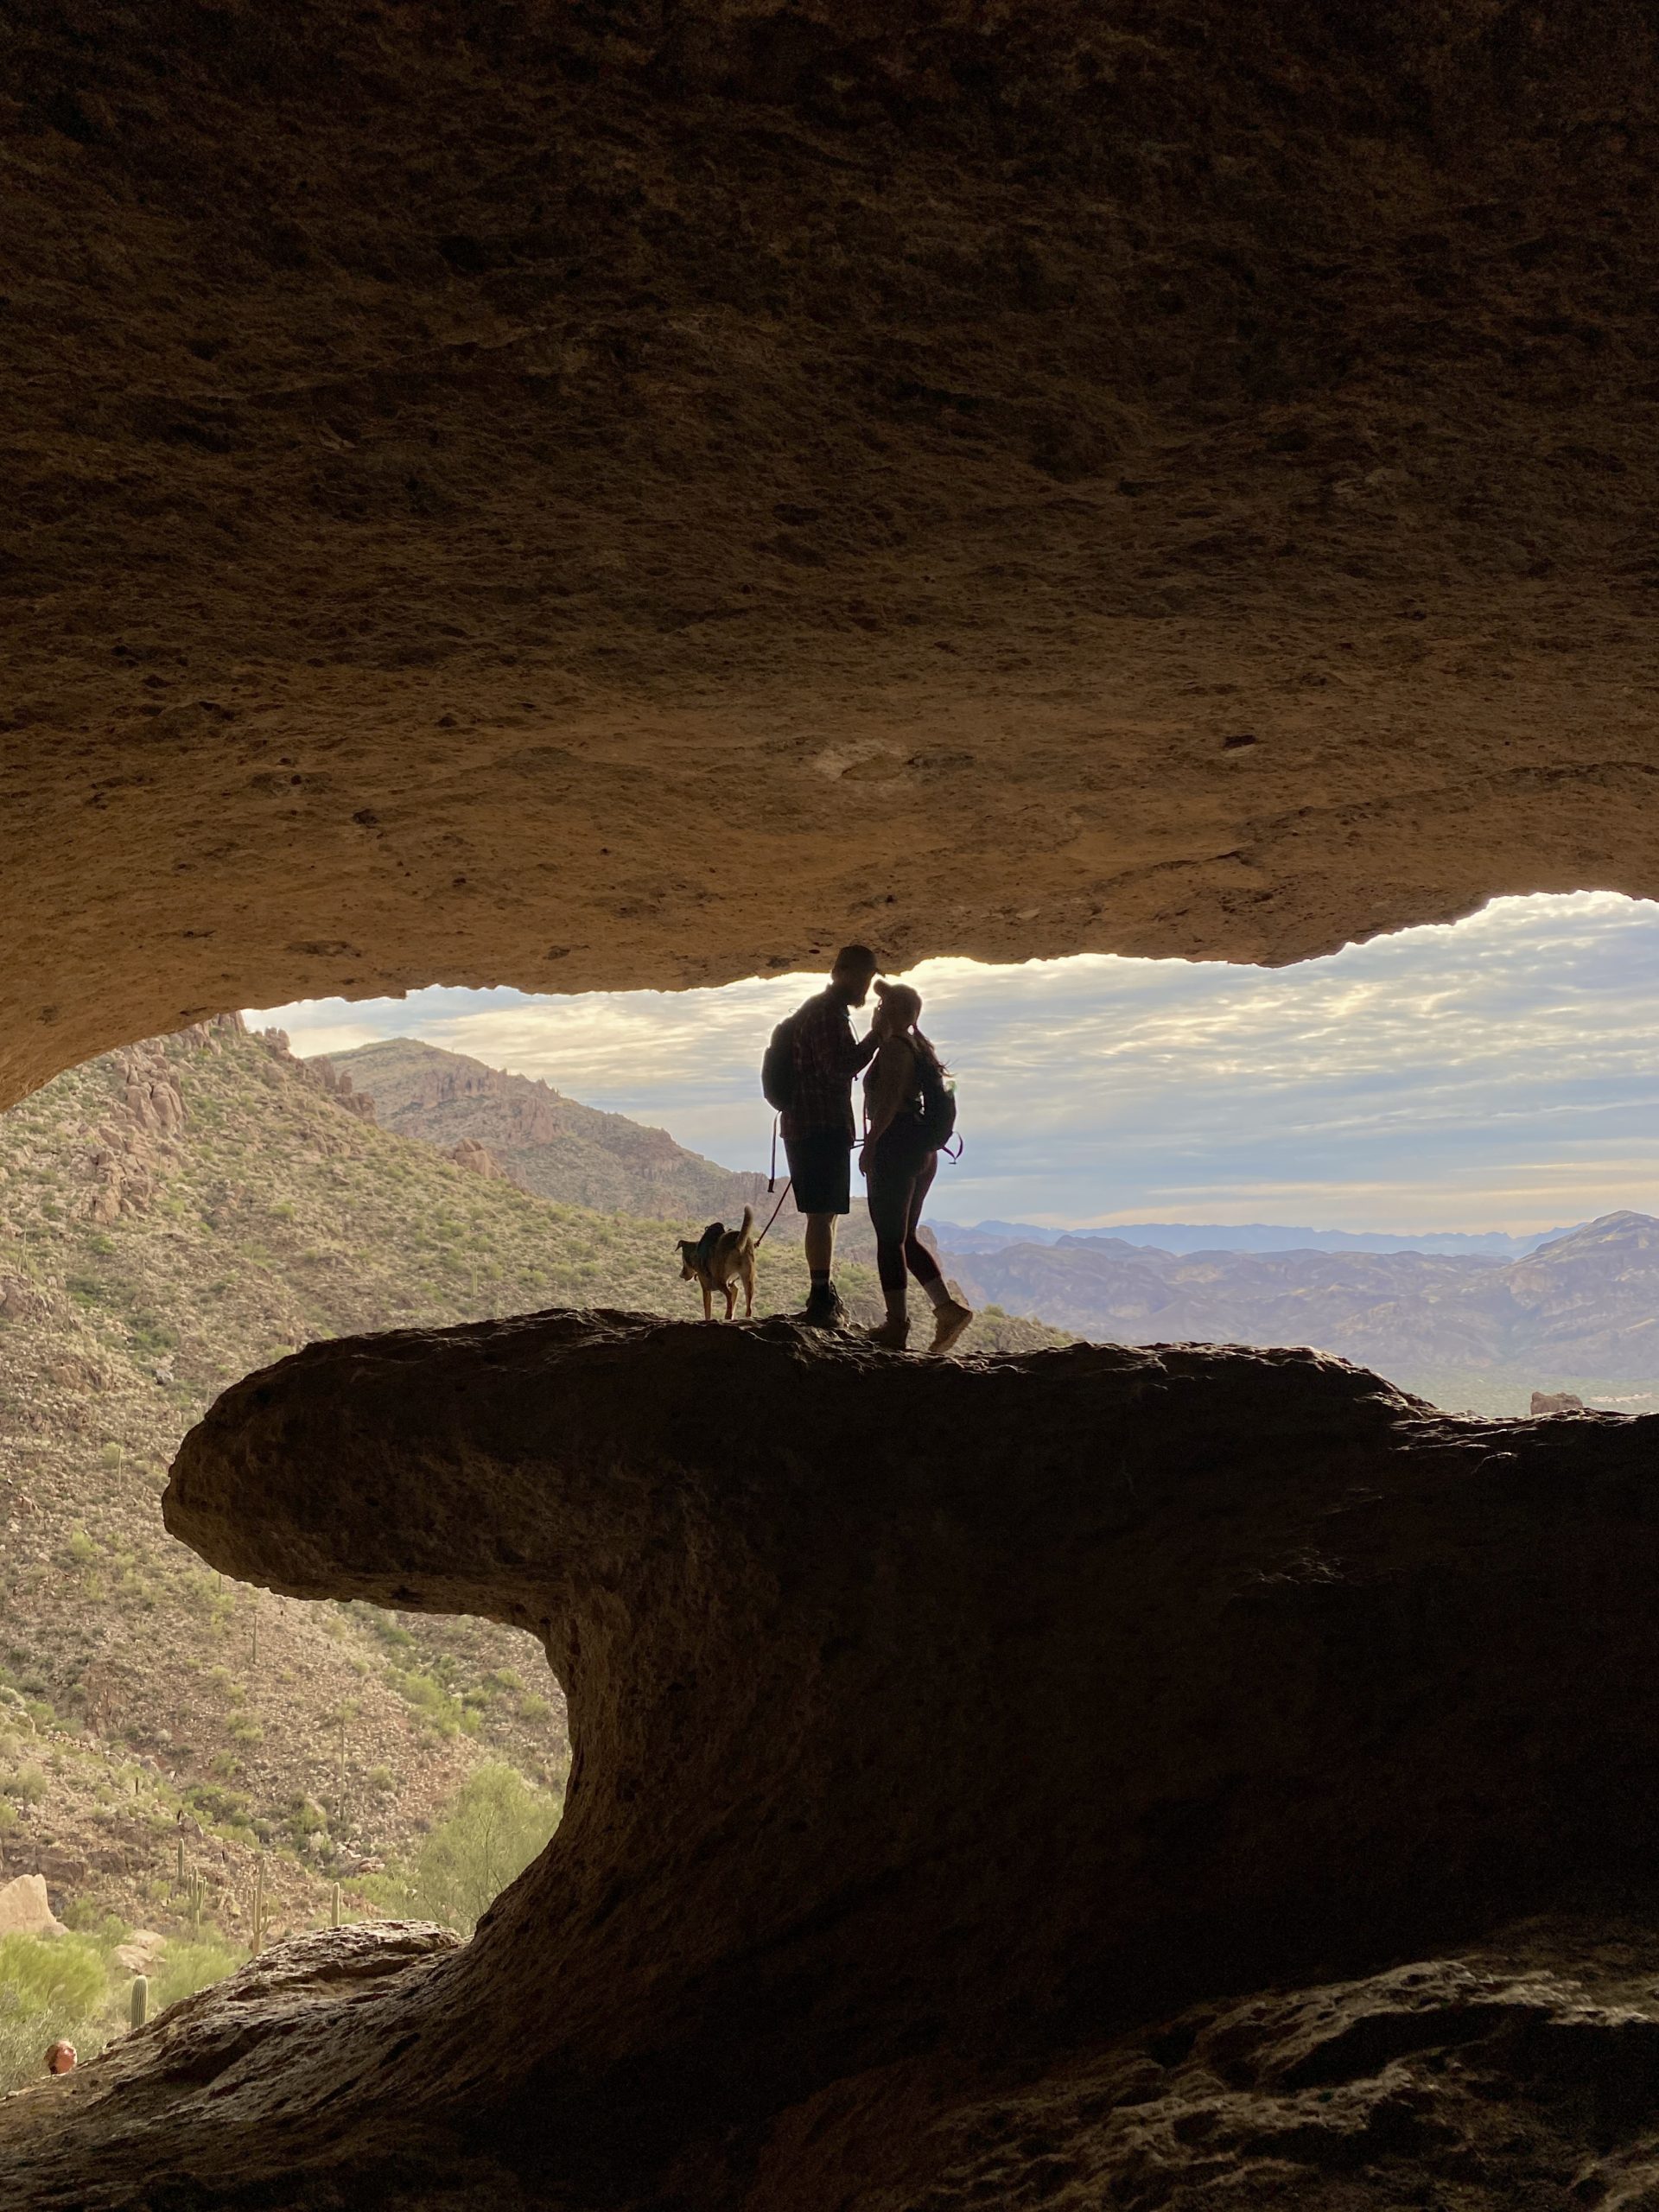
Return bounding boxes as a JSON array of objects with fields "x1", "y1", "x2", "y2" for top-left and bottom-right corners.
[{"x1": 129, "y1": 1975, "x2": 149, "y2": 2031}]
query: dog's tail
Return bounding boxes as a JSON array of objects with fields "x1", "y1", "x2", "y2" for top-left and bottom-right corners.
[{"x1": 737, "y1": 1204, "x2": 755, "y2": 1246}]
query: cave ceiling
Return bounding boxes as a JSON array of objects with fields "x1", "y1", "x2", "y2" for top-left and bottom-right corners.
[{"x1": 3, "y1": 0, "x2": 1657, "y2": 1104}]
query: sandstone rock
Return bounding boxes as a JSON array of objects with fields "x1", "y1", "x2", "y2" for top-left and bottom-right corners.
[
  {"x1": 10, "y1": 10, "x2": 1659, "y2": 1101},
  {"x1": 34, "y1": 1852, "x2": 88, "y2": 1889},
  {"x1": 443, "y1": 1135, "x2": 504, "y2": 1179},
  {"x1": 0, "y1": 1874, "x2": 64, "y2": 1940},
  {"x1": 43, "y1": 1356, "x2": 103, "y2": 1391},
  {"x1": 257, "y1": 1036, "x2": 378, "y2": 1123},
  {"x1": 1533, "y1": 1389, "x2": 1588, "y2": 1414},
  {"x1": 760, "y1": 1924, "x2": 1659, "y2": 2210},
  {"x1": 9, "y1": 1318, "x2": 1659, "y2": 2208},
  {"x1": 0, "y1": 1279, "x2": 51, "y2": 1323},
  {"x1": 111, "y1": 1930, "x2": 164, "y2": 1977}
]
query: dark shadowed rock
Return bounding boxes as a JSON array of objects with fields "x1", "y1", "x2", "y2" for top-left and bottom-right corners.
[{"x1": 6, "y1": 1317, "x2": 1659, "y2": 2207}]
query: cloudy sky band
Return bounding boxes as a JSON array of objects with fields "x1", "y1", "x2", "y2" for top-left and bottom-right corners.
[{"x1": 248, "y1": 892, "x2": 1659, "y2": 1234}]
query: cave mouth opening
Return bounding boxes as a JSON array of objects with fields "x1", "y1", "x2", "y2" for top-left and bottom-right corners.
[
  {"x1": 244, "y1": 886, "x2": 1659, "y2": 1416},
  {"x1": 3, "y1": 884, "x2": 1656, "y2": 2109}
]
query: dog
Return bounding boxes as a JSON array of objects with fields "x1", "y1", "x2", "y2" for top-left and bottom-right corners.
[{"x1": 677, "y1": 1207, "x2": 756, "y2": 1321}]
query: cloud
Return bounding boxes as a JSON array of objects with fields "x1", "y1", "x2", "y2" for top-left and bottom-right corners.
[{"x1": 247, "y1": 892, "x2": 1659, "y2": 1233}]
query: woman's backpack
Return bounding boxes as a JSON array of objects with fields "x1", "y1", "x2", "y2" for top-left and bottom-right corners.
[{"x1": 915, "y1": 1052, "x2": 959, "y2": 1155}]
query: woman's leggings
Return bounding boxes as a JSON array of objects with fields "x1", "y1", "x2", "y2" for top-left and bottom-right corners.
[{"x1": 866, "y1": 1142, "x2": 943, "y2": 1298}]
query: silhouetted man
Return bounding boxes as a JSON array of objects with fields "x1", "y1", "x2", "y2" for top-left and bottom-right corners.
[{"x1": 780, "y1": 944, "x2": 879, "y2": 1326}]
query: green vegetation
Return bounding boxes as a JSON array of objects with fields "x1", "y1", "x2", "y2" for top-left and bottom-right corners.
[
  {"x1": 368, "y1": 1763, "x2": 562, "y2": 1938},
  {"x1": 386, "y1": 1666, "x2": 478, "y2": 1737},
  {"x1": 152, "y1": 1935, "x2": 246, "y2": 2012},
  {"x1": 0, "y1": 1931, "x2": 114, "y2": 2094}
]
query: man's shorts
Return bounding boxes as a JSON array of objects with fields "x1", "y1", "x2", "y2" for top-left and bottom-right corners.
[{"x1": 785, "y1": 1129, "x2": 853, "y2": 1216}]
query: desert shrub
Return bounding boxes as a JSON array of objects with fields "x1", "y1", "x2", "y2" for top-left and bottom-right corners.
[
  {"x1": 65, "y1": 1528, "x2": 97, "y2": 1566},
  {"x1": 372, "y1": 1763, "x2": 561, "y2": 1938},
  {"x1": 517, "y1": 1694, "x2": 551, "y2": 1723},
  {"x1": 285, "y1": 1795, "x2": 327, "y2": 1842},
  {"x1": 386, "y1": 1668, "x2": 474, "y2": 1736},
  {"x1": 0, "y1": 1932, "x2": 110, "y2": 2093},
  {"x1": 184, "y1": 1782, "x2": 250, "y2": 1829},
  {"x1": 61, "y1": 1904, "x2": 128, "y2": 1942},
  {"x1": 2, "y1": 1764, "x2": 47, "y2": 1803},
  {"x1": 124, "y1": 1313, "x2": 177, "y2": 1355},
  {"x1": 0, "y1": 1934, "x2": 104, "y2": 2015},
  {"x1": 152, "y1": 1936, "x2": 245, "y2": 2013},
  {"x1": 180, "y1": 1572, "x2": 235, "y2": 1627}
]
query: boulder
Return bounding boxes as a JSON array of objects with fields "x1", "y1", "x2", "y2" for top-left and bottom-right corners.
[
  {"x1": 1532, "y1": 1389, "x2": 1588, "y2": 1415},
  {"x1": 443, "y1": 1136, "x2": 504, "y2": 1179},
  {"x1": 111, "y1": 1930, "x2": 165, "y2": 1977},
  {"x1": 0, "y1": 1874, "x2": 65, "y2": 1940}
]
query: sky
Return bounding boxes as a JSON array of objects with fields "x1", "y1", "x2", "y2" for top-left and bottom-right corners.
[{"x1": 246, "y1": 891, "x2": 1659, "y2": 1236}]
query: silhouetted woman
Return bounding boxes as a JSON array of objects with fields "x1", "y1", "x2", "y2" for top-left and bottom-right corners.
[{"x1": 859, "y1": 979, "x2": 975, "y2": 1353}]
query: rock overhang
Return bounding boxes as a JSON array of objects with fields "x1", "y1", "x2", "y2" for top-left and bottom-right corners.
[
  {"x1": 4, "y1": 1, "x2": 1659, "y2": 1103},
  {"x1": 10, "y1": 1312, "x2": 1659, "y2": 2205}
]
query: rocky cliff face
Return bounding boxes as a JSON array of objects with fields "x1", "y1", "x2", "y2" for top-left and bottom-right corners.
[{"x1": 6, "y1": 1320, "x2": 1658, "y2": 2208}]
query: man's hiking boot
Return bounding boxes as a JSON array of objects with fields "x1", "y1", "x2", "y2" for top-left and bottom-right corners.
[
  {"x1": 865, "y1": 1314, "x2": 911, "y2": 1351},
  {"x1": 929, "y1": 1297, "x2": 976, "y2": 1356},
  {"x1": 801, "y1": 1281, "x2": 847, "y2": 1330}
]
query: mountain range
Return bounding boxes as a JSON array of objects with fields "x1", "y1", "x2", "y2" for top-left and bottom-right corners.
[
  {"x1": 330, "y1": 1036, "x2": 1657, "y2": 1412},
  {"x1": 946, "y1": 1212, "x2": 1659, "y2": 1414},
  {"x1": 325, "y1": 1035, "x2": 886, "y2": 1262},
  {"x1": 931, "y1": 1218, "x2": 1580, "y2": 1260},
  {"x1": 329, "y1": 1037, "x2": 774, "y2": 1224}
]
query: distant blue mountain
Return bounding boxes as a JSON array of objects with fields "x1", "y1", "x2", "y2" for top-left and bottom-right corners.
[{"x1": 929, "y1": 1218, "x2": 1581, "y2": 1260}]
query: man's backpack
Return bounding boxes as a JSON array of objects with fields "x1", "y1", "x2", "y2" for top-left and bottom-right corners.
[
  {"x1": 760, "y1": 1007, "x2": 804, "y2": 1113},
  {"x1": 916, "y1": 1052, "x2": 959, "y2": 1155}
]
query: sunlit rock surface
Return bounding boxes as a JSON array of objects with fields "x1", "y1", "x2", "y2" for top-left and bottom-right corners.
[
  {"x1": 6, "y1": 1316, "x2": 1658, "y2": 2207},
  {"x1": 7, "y1": 2, "x2": 1659, "y2": 1097}
]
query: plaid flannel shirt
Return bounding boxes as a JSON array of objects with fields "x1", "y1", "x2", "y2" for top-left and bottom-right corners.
[{"x1": 782, "y1": 989, "x2": 871, "y2": 1141}]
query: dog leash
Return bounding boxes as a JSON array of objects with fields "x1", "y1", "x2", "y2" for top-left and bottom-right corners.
[{"x1": 753, "y1": 1179, "x2": 791, "y2": 1248}]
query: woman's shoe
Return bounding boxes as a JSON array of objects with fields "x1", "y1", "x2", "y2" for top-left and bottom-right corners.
[
  {"x1": 865, "y1": 1315, "x2": 911, "y2": 1351},
  {"x1": 929, "y1": 1298, "x2": 975, "y2": 1355}
]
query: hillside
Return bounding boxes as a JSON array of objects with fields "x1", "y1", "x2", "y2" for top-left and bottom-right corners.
[
  {"x1": 950, "y1": 1214, "x2": 1659, "y2": 1414},
  {"x1": 0, "y1": 1020, "x2": 1065, "y2": 1976},
  {"x1": 329, "y1": 1036, "x2": 776, "y2": 1224}
]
